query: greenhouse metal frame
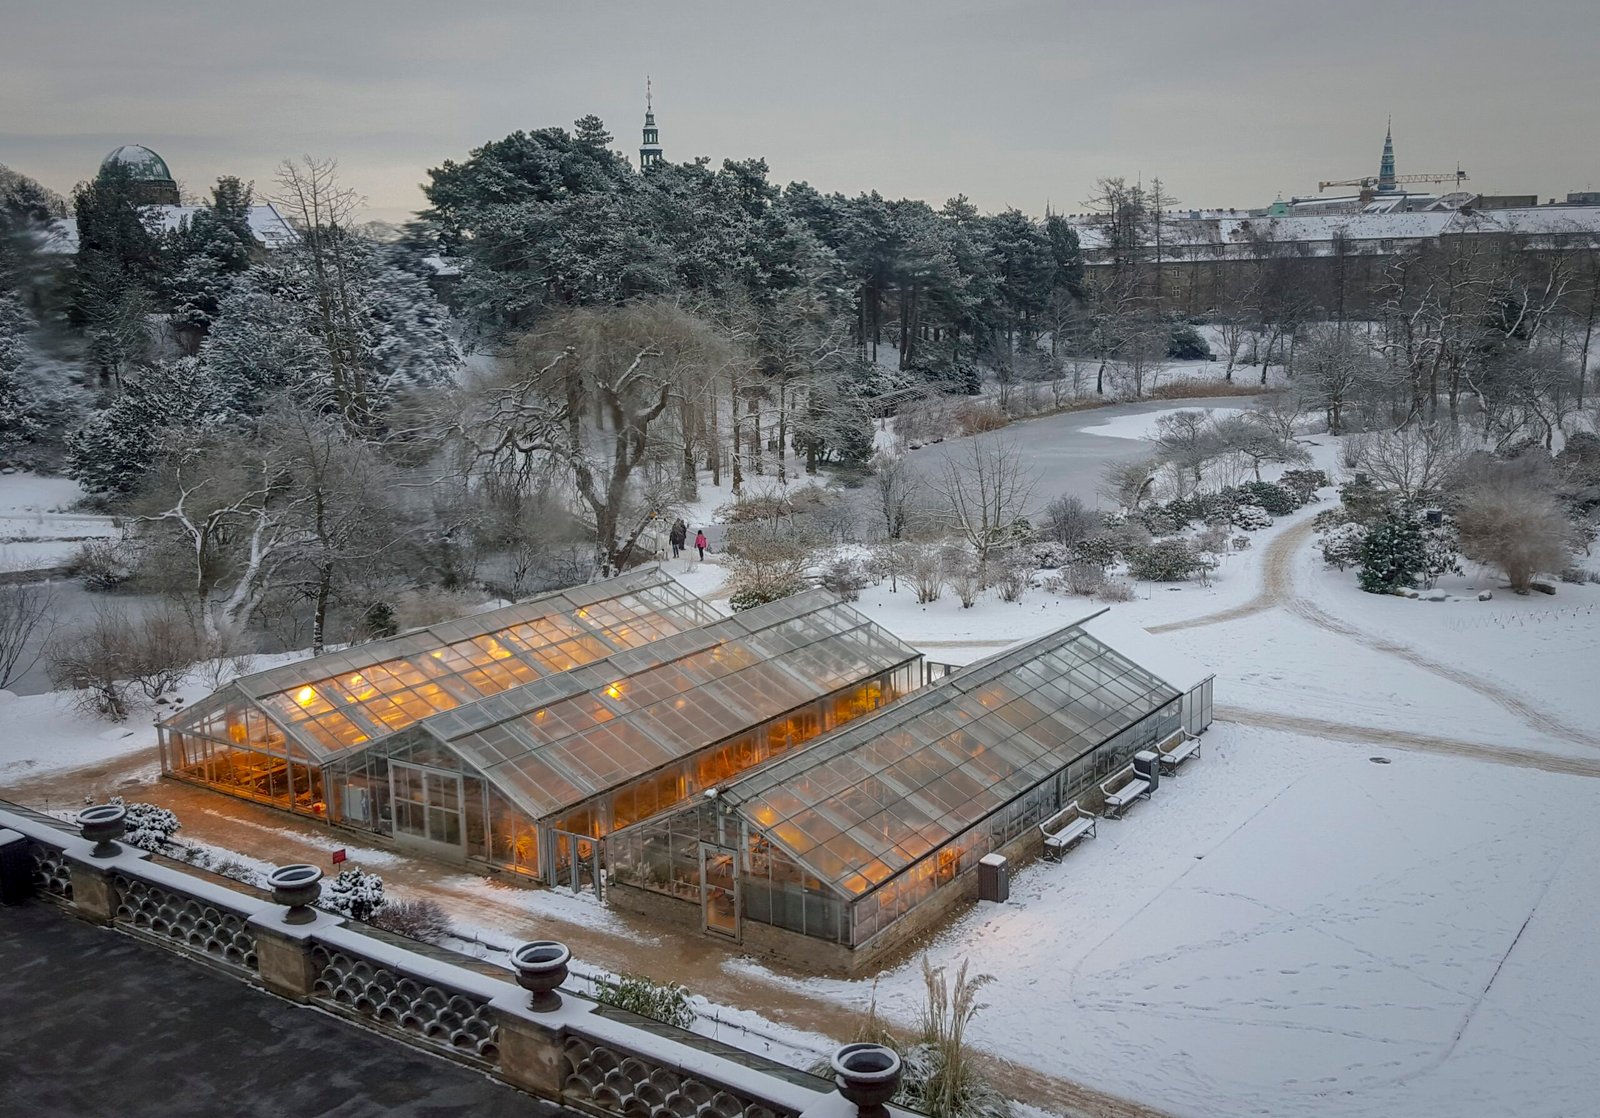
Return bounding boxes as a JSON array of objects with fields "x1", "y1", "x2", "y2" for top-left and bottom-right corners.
[
  {"x1": 607, "y1": 619, "x2": 1211, "y2": 959},
  {"x1": 161, "y1": 574, "x2": 922, "y2": 885}
]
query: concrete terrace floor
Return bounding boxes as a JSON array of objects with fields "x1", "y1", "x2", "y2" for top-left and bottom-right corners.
[{"x1": 0, "y1": 899, "x2": 571, "y2": 1118}]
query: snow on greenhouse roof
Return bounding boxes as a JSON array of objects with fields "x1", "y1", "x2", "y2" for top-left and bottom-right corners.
[
  {"x1": 181, "y1": 570, "x2": 719, "y2": 760},
  {"x1": 426, "y1": 590, "x2": 922, "y2": 822},
  {"x1": 717, "y1": 622, "x2": 1180, "y2": 897}
]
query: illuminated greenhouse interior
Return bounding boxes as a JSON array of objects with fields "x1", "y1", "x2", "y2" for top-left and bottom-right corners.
[
  {"x1": 161, "y1": 573, "x2": 922, "y2": 884},
  {"x1": 608, "y1": 623, "x2": 1209, "y2": 947}
]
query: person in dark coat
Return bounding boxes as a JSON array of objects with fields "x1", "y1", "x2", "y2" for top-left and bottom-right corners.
[
  {"x1": 669, "y1": 519, "x2": 687, "y2": 558},
  {"x1": 694, "y1": 529, "x2": 708, "y2": 561}
]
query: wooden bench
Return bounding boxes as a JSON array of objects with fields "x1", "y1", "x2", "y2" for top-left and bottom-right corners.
[
  {"x1": 1158, "y1": 735, "x2": 1202, "y2": 776},
  {"x1": 1039, "y1": 800, "x2": 1097, "y2": 862},
  {"x1": 1100, "y1": 768, "x2": 1151, "y2": 819}
]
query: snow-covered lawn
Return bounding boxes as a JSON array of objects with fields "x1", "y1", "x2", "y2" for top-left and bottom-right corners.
[
  {"x1": 7, "y1": 408, "x2": 1598, "y2": 1118},
  {"x1": 0, "y1": 688, "x2": 160, "y2": 783},
  {"x1": 737, "y1": 722, "x2": 1600, "y2": 1118},
  {"x1": 0, "y1": 472, "x2": 119, "y2": 573}
]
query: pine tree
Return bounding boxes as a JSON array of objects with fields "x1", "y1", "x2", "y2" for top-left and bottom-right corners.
[
  {"x1": 67, "y1": 359, "x2": 217, "y2": 496},
  {"x1": 1356, "y1": 511, "x2": 1427, "y2": 593},
  {"x1": 0, "y1": 292, "x2": 41, "y2": 457},
  {"x1": 165, "y1": 176, "x2": 259, "y2": 348}
]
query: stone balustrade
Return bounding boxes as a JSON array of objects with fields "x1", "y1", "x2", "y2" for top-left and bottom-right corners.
[{"x1": 0, "y1": 803, "x2": 899, "y2": 1118}]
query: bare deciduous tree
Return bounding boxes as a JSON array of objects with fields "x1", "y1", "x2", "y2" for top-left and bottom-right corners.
[
  {"x1": 465, "y1": 303, "x2": 731, "y2": 576},
  {"x1": 931, "y1": 436, "x2": 1037, "y2": 563},
  {"x1": 1212, "y1": 412, "x2": 1311, "y2": 481},
  {"x1": 870, "y1": 450, "x2": 924, "y2": 540},
  {"x1": 1353, "y1": 425, "x2": 1465, "y2": 504},
  {"x1": 0, "y1": 581, "x2": 55, "y2": 689},
  {"x1": 1099, "y1": 456, "x2": 1158, "y2": 511}
]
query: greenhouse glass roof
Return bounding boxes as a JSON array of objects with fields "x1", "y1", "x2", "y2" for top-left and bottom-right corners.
[
  {"x1": 207, "y1": 570, "x2": 719, "y2": 760},
  {"x1": 717, "y1": 622, "x2": 1181, "y2": 897},
  {"x1": 425, "y1": 590, "x2": 922, "y2": 821}
]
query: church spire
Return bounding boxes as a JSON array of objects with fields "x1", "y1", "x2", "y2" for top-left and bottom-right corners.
[
  {"x1": 1377, "y1": 117, "x2": 1397, "y2": 193},
  {"x1": 639, "y1": 76, "x2": 663, "y2": 170}
]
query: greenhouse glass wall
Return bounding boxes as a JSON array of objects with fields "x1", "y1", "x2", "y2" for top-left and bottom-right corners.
[
  {"x1": 607, "y1": 620, "x2": 1209, "y2": 961},
  {"x1": 161, "y1": 574, "x2": 921, "y2": 885}
]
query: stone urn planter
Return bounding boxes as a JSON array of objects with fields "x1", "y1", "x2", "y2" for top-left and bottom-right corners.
[
  {"x1": 267, "y1": 864, "x2": 324, "y2": 925},
  {"x1": 831, "y1": 1043, "x2": 902, "y2": 1118},
  {"x1": 511, "y1": 940, "x2": 571, "y2": 1011},
  {"x1": 77, "y1": 804, "x2": 127, "y2": 859}
]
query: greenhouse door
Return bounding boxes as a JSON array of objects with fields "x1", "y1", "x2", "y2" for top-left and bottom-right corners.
[
  {"x1": 390, "y1": 762, "x2": 465, "y2": 856},
  {"x1": 700, "y1": 844, "x2": 740, "y2": 939},
  {"x1": 550, "y1": 830, "x2": 602, "y2": 896}
]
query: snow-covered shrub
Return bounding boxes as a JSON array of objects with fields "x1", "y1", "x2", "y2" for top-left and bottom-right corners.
[
  {"x1": 594, "y1": 974, "x2": 695, "y2": 1029},
  {"x1": 1097, "y1": 577, "x2": 1136, "y2": 602},
  {"x1": 1125, "y1": 539, "x2": 1216, "y2": 582},
  {"x1": 1194, "y1": 523, "x2": 1231, "y2": 558},
  {"x1": 1420, "y1": 518, "x2": 1463, "y2": 588},
  {"x1": 1069, "y1": 534, "x2": 1119, "y2": 569},
  {"x1": 1279, "y1": 468, "x2": 1330, "y2": 503},
  {"x1": 109, "y1": 797, "x2": 180, "y2": 852},
  {"x1": 69, "y1": 539, "x2": 137, "y2": 591},
  {"x1": 1136, "y1": 501, "x2": 1192, "y2": 536},
  {"x1": 1338, "y1": 473, "x2": 1391, "y2": 525},
  {"x1": 994, "y1": 555, "x2": 1033, "y2": 603},
  {"x1": 1318, "y1": 521, "x2": 1367, "y2": 571},
  {"x1": 177, "y1": 846, "x2": 263, "y2": 887},
  {"x1": 946, "y1": 548, "x2": 983, "y2": 609},
  {"x1": 1054, "y1": 561, "x2": 1105, "y2": 597},
  {"x1": 725, "y1": 534, "x2": 813, "y2": 612},
  {"x1": 1233, "y1": 480, "x2": 1299, "y2": 515},
  {"x1": 321, "y1": 869, "x2": 386, "y2": 922},
  {"x1": 1037, "y1": 494, "x2": 1102, "y2": 549},
  {"x1": 818, "y1": 557, "x2": 869, "y2": 602},
  {"x1": 1192, "y1": 490, "x2": 1240, "y2": 527},
  {"x1": 370, "y1": 898, "x2": 453, "y2": 945},
  {"x1": 1027, "y1": 541, "x2": 1075, "y2": 570},
  {"x1": 1233, "y1": 504, "x2": 1272, "y2": 531},
  {"x1": 910, "y1": 544, "x2": 945, "y2": 603}
]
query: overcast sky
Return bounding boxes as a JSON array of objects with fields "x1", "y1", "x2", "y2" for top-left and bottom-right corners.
[{"x1": 3, "y1": 0, "x2": 1595, "y2": 223}]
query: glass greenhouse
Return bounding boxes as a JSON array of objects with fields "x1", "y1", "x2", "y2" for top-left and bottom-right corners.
[
  {"x1": 161, "y1": 572, "x2": 921, "y2": 884},
  {"x1": 607, "y1": 620, "x2": 1211, "y2": 957}
]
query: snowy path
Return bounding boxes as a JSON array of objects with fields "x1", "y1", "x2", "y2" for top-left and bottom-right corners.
[
  {"x1": 1218, "y1": 709, "x2": 1600, "y2": 780},
  {"x1": 1148, "y1": 516, "x2": 1596, "y2": 751}
]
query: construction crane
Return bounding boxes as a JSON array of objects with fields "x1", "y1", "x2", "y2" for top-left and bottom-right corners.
[{"x1": 1317, "y1": 169, "x2": 1469, "y2": 193}]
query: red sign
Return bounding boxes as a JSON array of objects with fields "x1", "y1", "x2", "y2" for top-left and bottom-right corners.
[{"x1": 331, "y1": 849, "x2": 348, "y2": 865}]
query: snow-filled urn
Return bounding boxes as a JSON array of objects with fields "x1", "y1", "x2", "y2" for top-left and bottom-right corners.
[
  {"x1": 511, "y1": 940, "x2": 571, "y2": 1011},
  {"x1": 830, "y1": 1043, "x2": 902, "y2": 1118},
  {"x1": 77, "y1": 803, "x2": 127, "y2": 859},
  {"x1": 268, "y1": 864, "x2": 324, "y2": 924}
]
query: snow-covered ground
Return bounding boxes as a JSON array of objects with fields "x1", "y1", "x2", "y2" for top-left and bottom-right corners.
[
  {"x1": 0, "y1": 472, "x2": 119, "y2": 573},
  {"x1": 6, "y1": 407, "x2": 1598, "y2": 1118},
  {"x1": 655, "y1": 411, "x2": 1600, "y2": 1117},
  {"x1": 739, "y1": 721, "x2": 1600, "y2": 1118}
]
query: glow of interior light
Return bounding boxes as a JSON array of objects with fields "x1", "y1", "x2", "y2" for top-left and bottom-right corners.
[
  {"x1": 605, "y1": 683, "x2": 622, "y2": 699},
  {"x1": 294, "y1": 686, "x2": 316, "y2": 706}
]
